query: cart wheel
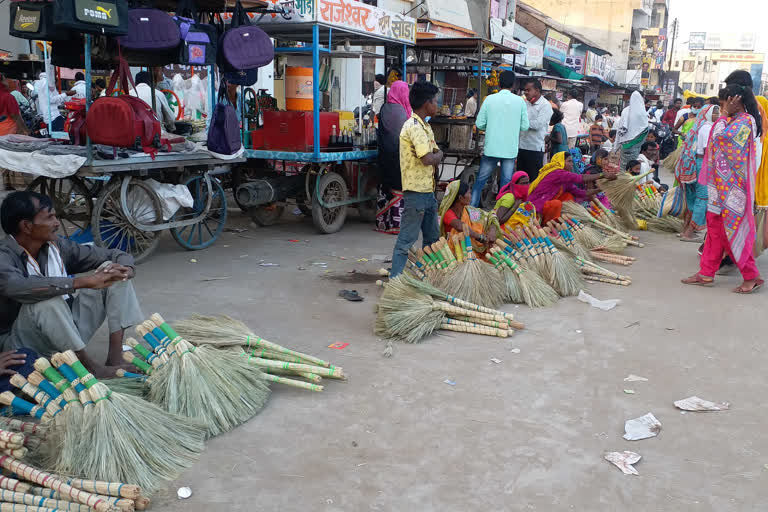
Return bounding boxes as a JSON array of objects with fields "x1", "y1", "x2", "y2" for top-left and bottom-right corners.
[
  {"x1": 92, "y1": 179, "x2": 162, "y2": 264},
  {"x1": 356, "y1": 185, "x2": 378, "y2": 223},
  {"x1": 312, "y1": 172, "x2": 348, "y2": 234},
  {"x1": 249, "y1": 204, "x2": 285, "y2": 226},
  {"x1": 170, "y1": 175, "x2": 228, "y2": 250},
  {"x1": 27, "y1": 176, "x2": 93, "y2": 239}
]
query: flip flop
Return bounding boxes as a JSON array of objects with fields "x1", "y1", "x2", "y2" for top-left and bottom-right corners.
[
  {"x1": 733, "y1": 279, "x2": 764, "y2": 294},
  {"x1": 681, "y1": 274, "x2": 714, "y2": 287},
  {"x1": 339, "y1": 289, "x2": 364, "y2": 302},
  {"x1": 680, "y1": 234, "x2": 704, "y2": 243}
]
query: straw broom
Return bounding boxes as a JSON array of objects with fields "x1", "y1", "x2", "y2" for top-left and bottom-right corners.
[
  {"x1": 137, "y1": 314, "x2": 271, "y2": 437},
  {"x1": 49, "y1": 351, "x2": 206, "y2": 493},
  {"x1": 489, "y1": 246, "x2": 559, "y2": 308},
  {"x1": 562, "y1": 202, "x2": 643, "y2": 246},
  {"x1": 485, "y1": 252, "x2": 524, "y2": 304},
  {"x1": 0, "y1": 489, "x2": 96, "y2": 512},
  {"x1": 546, "y1": 221, "x2": 593, "y2": 262},
  {"x1": 559, "y1": 216, "x2": 603, "y2": 249},
  {"x1": 532, "y1": 226, "x2": 585, "y2": 296},
  {"x1": 26, "y1": 484, "x2": 145, "y2": 512}
]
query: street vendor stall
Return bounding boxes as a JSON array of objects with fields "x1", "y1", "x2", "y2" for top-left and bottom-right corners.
[
  {"x1": 232, "y1": 0, "x2": 416, "y2": 233},
  {"x1": 406, "y1": 37, "x2": 521, "y2": 208}
]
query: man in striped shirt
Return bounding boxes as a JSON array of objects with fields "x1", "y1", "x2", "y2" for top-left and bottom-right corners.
[{"x1": 589, "y1": 115, "x2": 607, "y2": 153}]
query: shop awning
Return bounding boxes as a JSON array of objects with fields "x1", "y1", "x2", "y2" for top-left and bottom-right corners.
[
  {"x1": 586, "y1": 75, "x2": 614, "y2": 87},
  {"x1": 547, "y1": 61, "x2": 584, "y2": 81},
  {"x1": 516, "y1": 2, "x2": 612, "y2": 56}
]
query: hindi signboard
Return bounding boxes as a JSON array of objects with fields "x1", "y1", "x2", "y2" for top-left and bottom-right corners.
[
  {"x1": 316, "y1": 0, "x2": 416, "y2": 44},
  {"x1": 543, "y1": 28, "x2": 570, "y2": 64}
]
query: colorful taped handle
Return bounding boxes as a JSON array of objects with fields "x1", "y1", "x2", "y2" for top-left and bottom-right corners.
[
  {"x1": 33, "y1": 380, "x2": 66, "y2": 410},
  {"x1": 8, "y1": 398, "x2": 44, "y2": 420},
  {"x1": 40, "y1": 367, "x2": 70, "y2": 393}
]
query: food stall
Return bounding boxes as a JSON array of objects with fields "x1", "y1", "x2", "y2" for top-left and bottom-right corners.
[
  {"x1": 232, "y1": 0, "x2": 416, "y2": 233},
  {"x1": 406, "y1": 37, "x2": 522, "y2": 207}
]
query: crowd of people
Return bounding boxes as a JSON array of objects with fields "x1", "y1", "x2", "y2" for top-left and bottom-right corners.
[{"x1": 379, "y1": 69, "x2": 766, "y2": 296}]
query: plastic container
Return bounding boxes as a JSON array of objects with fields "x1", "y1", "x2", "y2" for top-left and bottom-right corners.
[{"x1": 285, "y1": 67, "x2": 313, "y2": 111}]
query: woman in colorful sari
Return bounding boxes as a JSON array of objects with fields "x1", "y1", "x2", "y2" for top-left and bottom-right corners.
[
  {"x1": 494, "y1": 171, "x2": 535, "y2": 232},
  {"x1": 439, "y1": 180, "x2": 499, "y2": 253},
  {"x1": 527, "y1": 151, "x2": 610, "y2": 224},
  {"x1": 683, "y1": 84, "x2": 764, "y2": 293},
  {"x1": 375, "y1": 80, "x2": 411, "y2": 234},
  {"x1": 615, "y1": 91, "x2": 649, "y2": 171},
  {"x1": 675, "y1": 103, "x2": 717, "y2": 242}
]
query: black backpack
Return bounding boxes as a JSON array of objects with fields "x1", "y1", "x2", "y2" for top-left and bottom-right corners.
[
  {"x1": 54, "y1": 0, "x2": 129, "y2": 35},
  {"x1": 174, "y1": 2, "x2": 218, "y2": 66},
  {"x1": 9, "y1": 2, "x2": 70, "y2": 41}
]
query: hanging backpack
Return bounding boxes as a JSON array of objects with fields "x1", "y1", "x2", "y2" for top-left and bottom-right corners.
[
  {"x1": 86, "y1": 57, "x2": 167, "y2": 157},
  {"x1": 217, "y1": 0, "x2": 273, "y2": 72},
  {"x1": 118, "y1": 5, "x2": 180, "y2": 51},
  {"x1": 63, "y1": 100, "x2": 88, "y2": 146},
  {"x1": 54, "y1": 0, "x2": 129, "y2": 35},
  {"x1": 174, "y1": 2, "x2": 218, "y2": 66},
  {"x1": 207, "y1": 78, "x2": 241, "y2": 155},
  {"x1": 9, "y1": 2, "x2": 70, "y2": 41}
]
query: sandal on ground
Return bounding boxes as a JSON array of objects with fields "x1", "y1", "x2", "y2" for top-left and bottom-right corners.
[
  {"x1": 681, "y1": 274, "x2": 714, "y2": 287},
  {"x1": 339, "y1": 289, "x2": 364, "y2": 302},
  {"x1": 732, "y1": 279, "x2": 765, "y2": 294},
  {"x1": 680, "y1": 233, "x2": 705, "y2": 243}
]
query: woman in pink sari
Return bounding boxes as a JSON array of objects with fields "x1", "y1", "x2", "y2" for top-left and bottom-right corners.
[{"x1": 683, "y1": 84, "x2": 764, "y2": 293}]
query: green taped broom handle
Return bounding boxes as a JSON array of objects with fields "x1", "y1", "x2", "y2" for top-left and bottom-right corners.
[
  {"x1": 432, "y1": 249, "x2": 447, "y2": 269},
  {"x1": 130, "y1": 343, "x2": 159, "y2": 366},
  {"x1": 125, "y1": 355, "x2": 152, "y2": 375},
  {"x1": 149, "y1": 327, "x2": 172, "y2": 349},
  {"x1": 55, "y1": 364, "x2": 94, "y2": 407},
  {"x1": 155, "y1": 321, "x2": 180, "y2": 342},
  {"x1": 40, "y1": 367, "x2": 71, "y2": 394}
]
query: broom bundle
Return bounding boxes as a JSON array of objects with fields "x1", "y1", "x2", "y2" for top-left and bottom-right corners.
[
  {"x1": 561, "y1": 202, "x2": 643, "y2": 247},
  {"x1": 597, "y1": 170, "x2": 654, "y2": 230},
  {"x1": 376, "y1": 274, "x2": 521, "y2": 342},
  {"x1": 530, "y1": 226, "x2": 585, "y2": 296},
  {"x1": 489, "y1": 245, "x2": 559, "y2": 308},
  {"x1": 484, "y1": 251, "x2": 523, "y2": 304},
  {"x1": 168, "y1": 314, "x2": 343, "y2": 392},
  {"x1": 573, "y1": 257, "x2": 632, "y2": 285},
  {"x1": 128, "y1": 315, "x2": 271, "y2": 437},
  {"x1": 38, "y1": 351, "x2": 207, "y2": 493},
  {"x1": 559, "y1": 216, "x2": 603, "y2": 249},
  {"x1": 545, "y1": 220, "x2": 593, "y2": 261}
]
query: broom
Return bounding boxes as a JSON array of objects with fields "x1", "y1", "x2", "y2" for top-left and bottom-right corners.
[
  {"x1": 139, "y1": 314, "x2": 271, "y2": 437},
  {"x1": 484, "y1": 252, "x2": 524, "y2": 304},
  {"x1": 532, "y1": 226, "x2": 585, "y2": 296},
  {"x1": 439, "y1": 224, "x2": 506, "y2": 308},
  {"x1": 597, "y1": 171, "x2": 653, "y2": 228},
  {"x1": 562, "y1": 203, "x2": 643, "y2": 246},
  {"x1": 545, "y1": 220, "x2": 593, "y2": 262},
  {"x1": 489, "y1": 246, "x2": 559, "y2": 308},
  {"x1": 49, "y1": 351, "x2": 206, "y2": 493},
  {"x1": 559, "y1": 216, "x2": 603, "y2": 249}
]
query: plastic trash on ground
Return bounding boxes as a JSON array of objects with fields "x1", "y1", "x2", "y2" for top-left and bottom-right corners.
[
  {"x1": 674, "y1": 396, "x2": 730, "y2": 411},
  {"x1": 623, "y1": 412, "x2": 662, "y2": 441},
  {"x1": 578, "y1": 290, "x2": 620, "y2": 311},
  {"x1": 604, "y1": 451, "x2": 641, "y2": 475}
]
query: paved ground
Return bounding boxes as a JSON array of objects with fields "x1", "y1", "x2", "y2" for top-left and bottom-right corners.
[{"x1": 102, "y1": 205, "x2": 768, "y2": 512}]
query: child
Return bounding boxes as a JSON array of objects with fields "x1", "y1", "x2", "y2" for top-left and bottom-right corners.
[
  {"x1": 602, "y1": 129, "x2": 617, "y2": 152},
  {"x1": 589, "y1": 114, "x2": 607, "y2": 154}
]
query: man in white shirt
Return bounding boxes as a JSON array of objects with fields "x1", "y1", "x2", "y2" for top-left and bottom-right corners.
[
  {"x1": 372, "y1": 74, "x2": 386, "y2": 116},
  {"x1": 70, "y1": 72, "x2": 87, "y2": 99},
  {"x1": 518, "y1": 79, "x2": 553, "y2": 180},
  {"x1": 636, "y1": 141, "x2": 661, "y2": 187},
  {"x1": 33, "y1": 72, "x2": 75, "y2": 131},
  {"x1": 129, "y1": 71, "x2": 176, "y2": 132},
  {"x1": 560, "y1": 88, "x2": 583, "y2": 148}
]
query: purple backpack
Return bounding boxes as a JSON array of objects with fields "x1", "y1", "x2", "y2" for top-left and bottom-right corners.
[
  {"x1": 207, "y1": 79, "x2": 241, "y2": 155},
  {"x1": 217, "y1": 0, "x2": 273, "y2": 72},
  {"x1": 118, "y1": 8, "x2": 180, "y2": 50}
]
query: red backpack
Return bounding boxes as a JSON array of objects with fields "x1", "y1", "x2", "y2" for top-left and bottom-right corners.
[
  {"x1": 63, "y1": 99, "x2": 87, "y2": 145},
  {"x1": 86, "y1": 57, "x2": 168, "y2": 157}
]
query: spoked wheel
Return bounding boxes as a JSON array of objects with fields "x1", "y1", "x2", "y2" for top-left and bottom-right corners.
[
  {"x1": 311, "y1": 172, "x2": 348, "y2": 234},
  {"x1": 249, "y1": 203, "x2": 285, "y2": 226},
  {"x1": 27, "y1": 176, "x2": 93, "y2": 239},
  {"x1": 170, "y1": 175, "x2": 228, "y2": 250},
  {"x1": 92, "y1": 179, "x2": 163, "y2": 264}
]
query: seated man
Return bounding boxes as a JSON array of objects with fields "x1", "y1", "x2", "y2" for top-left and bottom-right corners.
[{"x1": 0, "y1": 191, "x2": 144, "y2": 377}]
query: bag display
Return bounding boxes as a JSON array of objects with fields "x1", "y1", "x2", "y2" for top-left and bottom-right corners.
[
  {"x1": 9, "y1": 2, "x2": 70, "y2": 41},
  {"x1": 223, "y1": 69, "x2": 258, "y2": 87},
  {"x1": 118, "y1": 7, "x2": 180, "y2": 51},
  {"x1": 86, "y1": 58, "x2": 165, "y2": 156},
  {"x1": 207, "y1": 78, "x2": 241, "y2": 155},
  {"x1": 51, "y1": 35, "x2": 115, "y2": 69},
  {"x1": 54, "y1": 0, "x2": 129, "y2": 35},
  {"x1": 217, "y1": 0, "x2": 273, "y2": 72},
  {"x1": 174, "y1": 2, "x2": 218, "y2": 66}
]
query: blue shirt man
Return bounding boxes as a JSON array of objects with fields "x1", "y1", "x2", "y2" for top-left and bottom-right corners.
[{"x1": 472, "y1": 71, "x2": 529, "y2": 206}]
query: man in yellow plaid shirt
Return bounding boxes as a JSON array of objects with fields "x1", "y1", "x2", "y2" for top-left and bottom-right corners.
[{"x1": 390, "y1": 81, "x2": 443, "y2": 277}]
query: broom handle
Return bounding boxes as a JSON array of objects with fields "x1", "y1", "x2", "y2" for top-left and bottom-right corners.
[
  {"x1": 575, "y1": 258, "x2": 625, "y2": 280},
  {"x1": 435, "y1": 293, "x2": 517, "y2": 323},
  {"x1": 585, "y1": 276, "x2": 631, "y2": 286},
  {"x1": 243, "y1": 336, "x2": 330, "y2": 368},
  {"x1": 440, "y1": 319, "x2": 508, "y2": 338},
  {"x1": 24, "y1": 376, "x2": 66, "y2": 411},
  {"x1": 434, "y1": 302, "x2": 507, "y2": 324},
  {"x1": 25, "y1": 487, "x2": 135, "y2": 512},
  {"x1": 0, "y1": 432, "x2": 24, "y2": 448},
  {"x1": 592, "y1": 250, "x2": 635, "y2": 261},
  {"x1": 589, "y1": 252, "x2": 632, "y2": 266},
  {"x1": 0, "y1": 419, "x2": 41, "y2": 437},
  {"x1": 1, "y1": 448, "x2": 27, "y2": 459},
  {"x1": 0, "y1": 456, "x2": 125, "y2": 511},
  {"x1": 51, "y1": 363, "x2": 93, "y2": 408},
  {"x1": 579, "y1": 264, "x2": 628, "y2": 281},
  {"x1": 0, "y1": 489, "x2": 94, "y2": 512},
  {"x1": 0, "y1": 441, "x2": 23, "y2": 452},
  {"x1": 262, "y1": 374, "x2": 324, "y2": 392},
  {"x1": 62, "y1": 479, "x2": 140, "y2": 500},
  {"x1": 10, "y1": 380, "x2": 58, "y2": 416},
  {"x1": 263, "y1": 368, "x2": 322, "y2": 383},
  {"x1": 244, "y1": 357, "x2": 344, "y2": 379},
  {"x1": 449, "y1": 315, "x2": 510, "y2": 330},
  {"x1": 0, "y1": 476, "x2": 30, "y2": 494},
  {"x1": 0, "y1": 504, "x2": 59, "y2": 512}
]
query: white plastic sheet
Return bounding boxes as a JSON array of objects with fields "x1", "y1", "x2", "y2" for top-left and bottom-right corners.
[
  {"x1": 674, "y1": 396, "x2": 730, "y2": 412},
  {"x1": 604, "y1": 451, "x2": 642, "y2": 475},
  {"x1": 623, "y1": 413, "x2": 662, "y2": 441},
  {"x1": 578, "y1": 290, "x2": 620, "y2": 311}
]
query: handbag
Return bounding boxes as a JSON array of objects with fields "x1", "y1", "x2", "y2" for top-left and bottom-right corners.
[
  {"x1": 54, "y1": 0, "x2": 129, "y2": 35},
  {"x1": 174, "y1": 2, "x2": 218, "y2": 65},
  {"x1": 118, "y1": 6, "x2": 180, "y2": 51},
  {"x1": 207, "y1": 78, "x2": 241, "y2": 155},
  {"x1": 9, "y1": 2, "x2": 70, "y2": 41},
  {"x1": 217, "y1": 0, "x2": 273, "y2": 72},
  {"x1": 223, "y1": 69, "x2": 258, "y2": 87}
]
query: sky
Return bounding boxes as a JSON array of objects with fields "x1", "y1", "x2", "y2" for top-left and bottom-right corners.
[{"x1": 667, "y1": 0, "x2": 768, "y2": 58}]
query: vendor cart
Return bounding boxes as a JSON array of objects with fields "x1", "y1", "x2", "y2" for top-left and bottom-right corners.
[
  {"x1": 235, "y1": 0, "x2": 416, "y2": 233},
  {"x1": 407, "y1": 38, "x2": 521, "y2": 208}
]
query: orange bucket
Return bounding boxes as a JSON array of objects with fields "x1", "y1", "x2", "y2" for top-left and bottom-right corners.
[{"x1": 285, "y1": 67, "x2": 313, "y2": 111}]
